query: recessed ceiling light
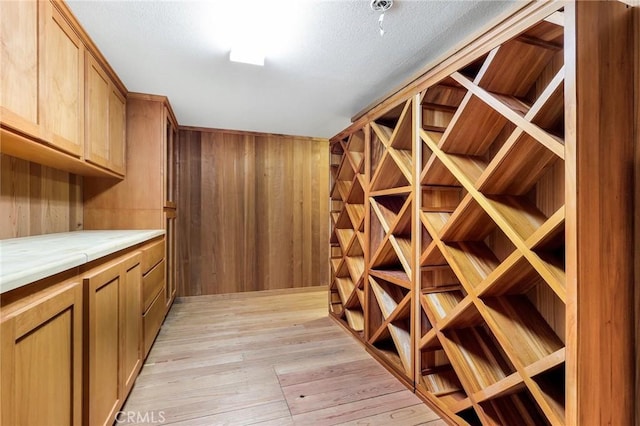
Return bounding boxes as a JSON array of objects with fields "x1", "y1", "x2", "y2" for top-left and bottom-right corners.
[
  {"x1": 230, "y1": 48, "x2": 265, "y2": 66},
  {"x1": 204, "y1": 0, "x2": 304, "y2": 63}
]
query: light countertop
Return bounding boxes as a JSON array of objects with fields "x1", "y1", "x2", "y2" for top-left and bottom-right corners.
[{"x1": 0, "y1": 230, "x2": 164, "y2": 294}]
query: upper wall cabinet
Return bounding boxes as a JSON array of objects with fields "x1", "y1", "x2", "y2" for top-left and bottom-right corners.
[
  {"x1": 108, "y1": 86, "x2": 126, "y2": 175},
  {"x1": 43, "y1": 0, "x2": 84, "y2": 157},
  {"x1": 0, "y1": 0, "x2": 44, "y2": 140},
  {"x1": 0, "y1": 0, "x2": 127, "y2": 178},
  {"x1": 85, "y1": 52, "x2": 126, "y2": 175}
]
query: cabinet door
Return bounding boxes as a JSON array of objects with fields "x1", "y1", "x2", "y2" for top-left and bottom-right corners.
[
  {"x1": 0, "y1": 280, "x2": 83, "y2": 426},
  {"x1": 85, "y1": 252, "x2": 142, "y2": 425},
  {"x1": 109, "y1": 87, "x2": 126, "y2": 175},
  {"x1": 85, "y1": 52, "x2": 127, "y2": 175},
  {"x1": 165, "y1": 212, "x2": 177, "y2": 308},
  {"x1": 0, "y1": 0, "x2": 43, "y2": 139},
  {"x1": 42, "y1": 1, "x2": 84, "y2": 156},
  {"x1": 121, "y1": 253, "x2": 142, "y2": 395},
  {"x1": 85, "y1": 260, "x2": 123, "y2": 426},
  {"x1": 164, "y1": 110, "x2": 177, "y2": 206},
  {"x1": 85, "y1": 53, "x2": 110, "y2": 169}
]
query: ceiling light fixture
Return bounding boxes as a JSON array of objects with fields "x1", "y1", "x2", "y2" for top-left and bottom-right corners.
[
  {"x1": 229, "y1": 48, "x2": 265, "y2": 66},
  {"x1": 209, "y1": 0, "x2": 302, "y2": 66},
  {"x1": 371, "y1": 0, "x2": 393, "y2": 37}
]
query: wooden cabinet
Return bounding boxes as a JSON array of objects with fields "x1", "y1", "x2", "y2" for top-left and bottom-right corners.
[
  {"x1": 143, "y1": 286, "x2": 166, "y2": 356},
  {"x1": 165, "y1": 111, "x2": 178, "y2": 206},
  {"x1": 0, "y1": 0, "x2": 126, "y2": 178},
  {"x1": 165, "y1": 212, "x2": 177, "y2": 307},
  {"x1": 0, "y1": 236, "x2": 165, "y2": 425},
  {"x1": 141, "y1": 238, "x2": 166, "y2": 356},
  {"x1": 328, "y1": 2, "x2": 636, "y2": 425},
  {"x1": 84, "y1": 251, "x2": 141, "y2": 426},
  {"x1": 0, "y1": 276, "x2": 83, "y2": 426},
  {"x1": 84, "y1": 95, "x2": 178, "y2": 309},
  {"x1": 0, "y1": 0, "x2": 43, "y2": 141},
  {"x1": 109, "y1": 88, "x2": 126, "y2": 175},
  {"x1": 121, "y1": 253, "x2": 142, "y2": 395},
  {"x1": 85, "y1": 52, "x2": 126, "y2": 175},
  {"x1": 164, "y1": 113, "x2": 178, "y2": 306},
  {"x1": 43, "y1": 0, "x2": 84, "y2": 157},
  {"x1": 84, "y1": 262, "x2": 121, "y2": 426},
  {"x1": 85, "y1": 55, "x2": 110, "y2": 169},
  {"x1": 0, "y1": 0, "x2": 84, "y2": 154}
]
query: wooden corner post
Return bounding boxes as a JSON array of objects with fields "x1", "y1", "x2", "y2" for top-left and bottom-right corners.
[{"x1": 565, "y1": 1, "x2": 636, "y2": 425}]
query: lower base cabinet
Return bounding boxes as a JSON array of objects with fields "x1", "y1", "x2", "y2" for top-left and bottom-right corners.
[
  {"x1": 122, "y1": 257, "x2": 143, "y2": 395},
  {"x1": 141, "y1": 238, "x2": 166, "y2": 357},
  {"x1": 84, "y1": 251, "x2": 142, "y2": 426},
  {"x1": 143, "y1": 287, "x2": 166, "y2": 356},
  {"x1": 0, "y1": 236, "x2": 169, "y2": 426},
  {"x1": 0, "y1": 277, "x2": 84, "y2": 426}
]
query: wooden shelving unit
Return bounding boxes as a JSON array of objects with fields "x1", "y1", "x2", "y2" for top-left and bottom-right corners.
[
  {"x1": 417, "y1": 15, "x2": 566, "y2": 425},
  {"x1": 329, "y1": 2, "x2": 637, "y2": 425},
  {"x1": 329, "y1": 130, "x2": 366, "y2": 335},
  {"x1": 367, "y1": 99, "x2": 415, "y2": 384}
]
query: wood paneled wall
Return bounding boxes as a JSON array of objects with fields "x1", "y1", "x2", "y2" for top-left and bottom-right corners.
[
  {"x1": 177, "y1": 129, "x2": 330, "y2": 295},
  {"x1": 0, "y1": 154, "x2": 83, "y2": 239}
]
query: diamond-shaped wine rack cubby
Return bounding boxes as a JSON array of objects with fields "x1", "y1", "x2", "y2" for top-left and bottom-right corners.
[
  {"x1": 329, "y1": 8, "x2": 575, "y2": 425},
  {"x1": 329, "y1": 129, "x2": 366, "y2": 336}
]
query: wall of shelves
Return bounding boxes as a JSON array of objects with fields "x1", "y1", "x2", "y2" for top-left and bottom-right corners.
[{"x1": 328, "y1": 2, "x2": 637, "y2": 425}]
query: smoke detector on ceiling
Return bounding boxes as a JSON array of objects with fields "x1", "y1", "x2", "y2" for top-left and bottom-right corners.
[{"x1": 370, "y1": 0, "x2": 393, "y2": 13}]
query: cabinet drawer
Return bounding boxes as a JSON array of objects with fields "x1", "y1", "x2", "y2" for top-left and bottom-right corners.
[
  {"x1": 141, "y1": 238, "x2": 164, "y2": 274},
  {"x1": 142, "y1": 259, "x2": 164, "y2": 313},
  {"x1": 143, "y1": 287, "x2": 165, "y2": 357}
]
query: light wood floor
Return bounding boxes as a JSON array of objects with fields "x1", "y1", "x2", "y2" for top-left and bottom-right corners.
[{"x1": 123, "y1": 287, "x2": 445, "y2": 426}]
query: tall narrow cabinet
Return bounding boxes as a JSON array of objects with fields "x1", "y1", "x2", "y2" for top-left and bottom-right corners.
[
  {"x1": 329, "y1": 2, "x2": 637, "y2": 425},
  {"x1": 84, "y1": 94, "x2": 179, "y2": 343}
]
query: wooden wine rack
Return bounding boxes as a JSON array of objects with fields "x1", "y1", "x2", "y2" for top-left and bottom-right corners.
[
  {"x1": 368, "y1": 99, "x2": 415, "y2": 385},
  {"x1": 330, "y1": 130, "x2": 366, "y2": 334},
  {"x1": 328, "y1": 2, "x2": 637, "y2": 425}
]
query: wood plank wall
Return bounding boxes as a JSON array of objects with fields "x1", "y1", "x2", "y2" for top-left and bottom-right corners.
[
  {"x1": 176, "y1": 129, "x2": 330, "y2": 295},
  {"x1": 0, "y1": 154, "x2": 83, "y2": 239}
]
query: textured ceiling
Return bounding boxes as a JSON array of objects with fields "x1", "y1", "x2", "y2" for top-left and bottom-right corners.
[{"x1": 67, "y1": 0, "x2": 519, "y2": 138}]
